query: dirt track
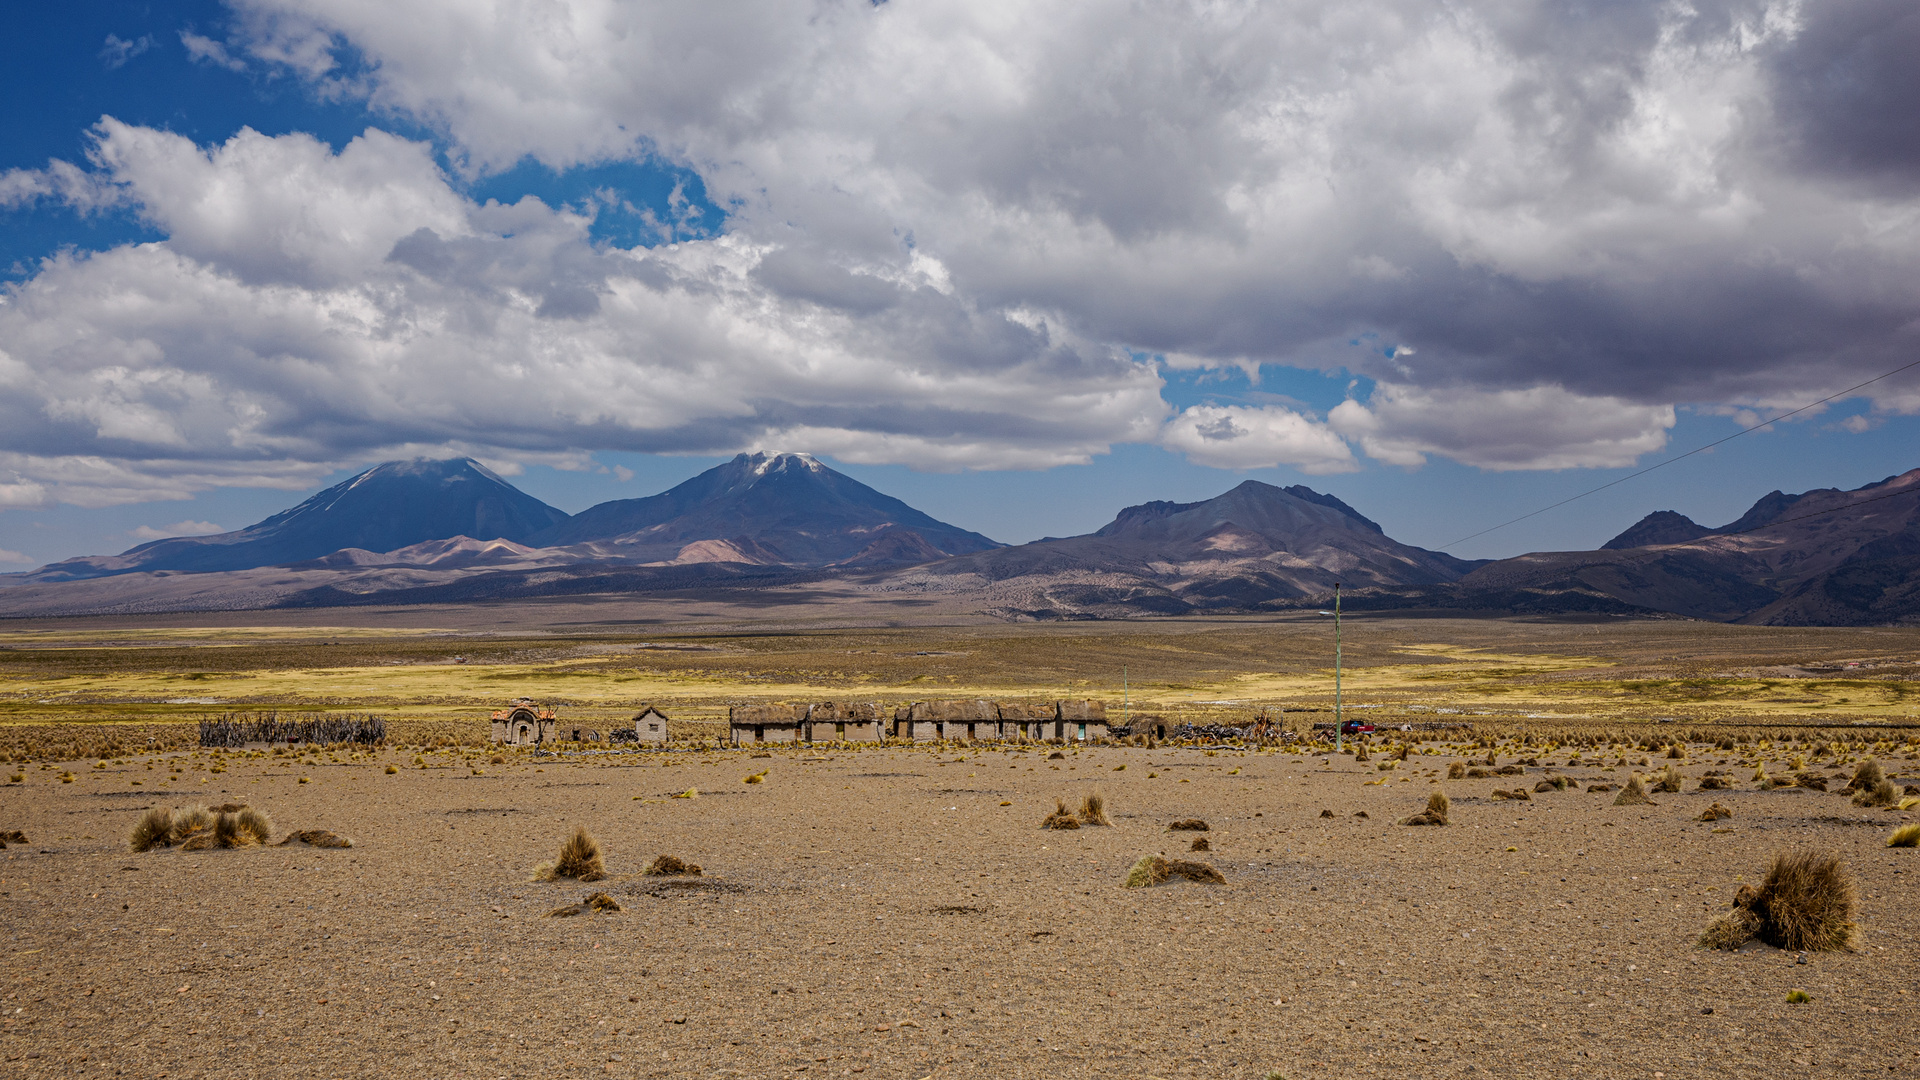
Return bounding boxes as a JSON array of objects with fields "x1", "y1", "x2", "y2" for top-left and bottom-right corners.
[{"x1": 3, "y1": 743, "x2": 1915, "y2": 1078}]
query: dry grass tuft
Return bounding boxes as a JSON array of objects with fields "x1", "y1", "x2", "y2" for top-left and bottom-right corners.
[
  {"x1": 743, "y1": 770, "x2": 767, "y2": 785},
  {"x1": 1846, "y1": 759, "x2": 1886, "y2": 793},
  {"x1": 1697, "y1": 908, "x2": 1762, "y2": 951},
  {"x1": 1042, "y1": 798, "x2": 1082, "y2": 830},
  {"x1": 1887, "y1": 823, "x2": 1920, "y2": 848},
  {"x1": 644, "y1": 854, "x2": 703, "y2": 876},
  {"x1": 234, "y1": 807, "x2": 274, "y2": 845},
  {"x1": 1402, "y1": 790, "x2": 1449, "y2": 826},
  {"x1": 1077, "y1": 791, "x2": 1111, "y2": 827},
  {"x1": 211, "y1": 811, "x2": 243, "y2": 848},
  {"x1": 1122, "y1": 855, "x2": 1226, "y2": 888},
  {"x1": 1168, "y1": 818, "x2": 1210, "y2": 831},
  {"x1": 277, "y1": 829, "x2": 353, "y2": 848},
  {"x1": 1698, "y1": 802, "x2": 1732, "y2": 822},
  {"x1": 1651, "y1": 764, "x2": 1683, "y2": 793},
  {"x1": 549, "y1": 891, "x2": 623, "y2": 917},
  {"x1": 1852, "y1": 777, "x2": 1899, "y2": 808},
  {"x1": 1047, "y1": 750, "x2": 1067, "y2": 760},
  {"x1": 532, "y1": 826, "x2": 606, "y2": 882},
  {"x1": 1490, "y1": 788, "x2": 1531, "y2": 801},
  {"x1": 1446, "y1": 762, "x2": 1466, "y2": 780},
  {"x1": 1697, "y1": 775, "x2": 1731, "y2": 791},
  {"x1": 1613, "y1": 774, "x2": 1656, "y2": 806},
  {"x1": 129, "y1": 807, "x2": 175, "y2": 852},
  {"x1": 171, "y1": 806, "x2": 213, "y2": 845},
  {"x1": 671, "y1": 787, "x2": 698, "y2": 799},
  {"x1": 1698, "y1": 850, "x2": 1858, "y2": 952},
  {"x1": 1190, "y1": 836, "x2": 1211, "y2": 851}
]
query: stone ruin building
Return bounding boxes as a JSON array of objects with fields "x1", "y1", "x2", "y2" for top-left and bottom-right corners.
[
  {"x1": 729, "y1": 699, "x2": 1107, "y2": 745},
  {"x1": 490, "y1": 698, "x2": 556, "y2": 745}
]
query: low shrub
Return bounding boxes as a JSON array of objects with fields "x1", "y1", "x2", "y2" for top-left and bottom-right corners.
[{"x1": 532, "y1": 826, "x2": 606, "y2": 882}]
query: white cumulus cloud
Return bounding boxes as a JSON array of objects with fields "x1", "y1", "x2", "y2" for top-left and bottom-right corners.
[
  {"x1": 1161, "y1": 404, "x2": 1358, "y2": 473},
  {"x1": 129, "y1": 520, "x2": 225, "y2": 541},
  {"x1": 0, "y1": 0, "x2": 1915, "y2": 507},
  {"x1": 1330, "y1": 383, "x2": 1676, "y2": 471}
]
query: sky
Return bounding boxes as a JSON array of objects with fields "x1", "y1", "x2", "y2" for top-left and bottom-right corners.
[{"x1": 2, "y1": 0, "x2": 1919, "y2": 568}]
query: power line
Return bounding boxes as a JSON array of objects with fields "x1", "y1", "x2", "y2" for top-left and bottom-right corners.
[{"x1": 1440, "y1": 356, "x2": 1920, "y2": 550}]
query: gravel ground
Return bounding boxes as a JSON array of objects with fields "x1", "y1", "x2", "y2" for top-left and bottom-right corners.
[{"x1": 2, "y1": 744, "x2": 1915, "y2": 1079}]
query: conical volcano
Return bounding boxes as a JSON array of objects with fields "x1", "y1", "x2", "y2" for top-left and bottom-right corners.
[
  {"x1": 530, "y1": 452, "x2": 1000, "y2": 566},
  {"x1": 25, "y1": 458, "x2": 568, "y2": 581}
]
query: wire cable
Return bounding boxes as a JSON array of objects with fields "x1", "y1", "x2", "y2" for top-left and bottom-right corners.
[
  {"x1": 1440, "y1": 356, "x2": 1920, "y2": 550},
  {"x1": 1465, "y1": 481, "x2": 1920, "y2": 592}
]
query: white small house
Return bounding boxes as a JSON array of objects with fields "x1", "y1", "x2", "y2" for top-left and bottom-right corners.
[{"x1": 632, "y1": 705, "x2": 671, "y2": 746}]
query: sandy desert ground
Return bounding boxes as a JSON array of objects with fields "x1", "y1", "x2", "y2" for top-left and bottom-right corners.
[{"x1": 2, "y1": 736, "x2": 1916, "y2": 1080}]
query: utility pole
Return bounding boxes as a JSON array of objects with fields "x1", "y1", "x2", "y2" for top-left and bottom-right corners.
[{"x1": 1334, "y1": 582, "x2": 1344, "y2": 754}]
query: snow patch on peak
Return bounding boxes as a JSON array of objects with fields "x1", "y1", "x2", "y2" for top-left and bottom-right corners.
[{"x1": 741, "y1": 451, "x2": 822, "y2": 476}]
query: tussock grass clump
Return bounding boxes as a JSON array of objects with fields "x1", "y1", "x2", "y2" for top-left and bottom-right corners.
[
  {"x1": 1667, "y1": 743, "x2": 1687, "y2": 759},
  {"x1": 1402, "y1": 790, "x2": 1449, "y2": 826},
  {"x1": 130, "y1": 807, "x2": 175, "y2": 852},
  {"x1": 743, "y1": 770, "x2": 767, "y2": 785},
  {"x1": 1190, "y1": 836, "x2": 1211, "y2": 852},
  {"x1": 1446, "y1": 762, "x2": 1466, "y2": 780},
  {"x1": 1699, "y1": 802, "x2": 1732, "y2": 822},
  {"x1": 549, "y1": 891, "x2": 624, "y2": 917},
  {"x1": 1614, "y1": 774, "x2": 1656, "y2": 806},
  {"x1": 532, "y1": 826, "x2": 606, "y2": 882},
  {"x1": 1042, "y1": 798, "x2": 1082, "y2": 829},
  {"x1": 1077, "y1": 791, "x2": 1111, "y2": 827},
  {"x1": 1852, "y1": 777, "x2": 1898, "y2": 808},
  {"x1": 1652, "y1": 764, "x2": 1683, "y2": 793},
  {"x1": 1845, "y1": 759, "x2": 1885, "y2": 793},
  {"x1": 1698, "y1": 908, "x2": 1763, "y2": 950},
  {"x1": 1490, "y1": 788, "x2": 1531, "y2": 801},
  {"x1": 1698, "y1": 850, "x2": 1858, "y2": 952},
  {"x1": 1586, "y1": 782, "x2": 1615, "y2": 793},
  {"x1": 277, "y1": 829, "x2": 353, "y2": 848},
  {"x1": 1318, "y1": 809, "x2": 1335, "y2": 818},
  {"x1": 0, "y1": 830, "x2": 24, "y2": 845},
  {"x1": 644, "y1": 854, "x2": 702, "y2": 876},
  {"x1": 671, "y1": 787, "x2": 698, "y2": 799},
  {"x1": 1122, "y1": 855, "x2": 1226, "y2": 888},
  {"x1": 171, "y1": 806, "x2": 213, "y2": 845},
  {"x1": 1168, "y1": 818, "x2": 1210, "y2": 831},
  {"x1": 1885, "y1": 823, "x2": 1920, "y2": 848},
  {"x1": 1533, "y1": 776, "x2": 1570, "y2": 793},
  {"x1": 1697, "y1": 775, "x2": 1731, "y2": 790},
  {"x1": 1047, "y1": 750, "x2": 1067, "y2": 760}
]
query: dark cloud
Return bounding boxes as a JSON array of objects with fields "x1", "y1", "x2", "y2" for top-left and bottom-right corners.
[{"x1": 1767, "y1": 0, "x2": 1920, "y2": 188}]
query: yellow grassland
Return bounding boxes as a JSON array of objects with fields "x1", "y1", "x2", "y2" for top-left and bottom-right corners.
[{"x1": 0, "y1": 616, "x2": 1915, "y2": 748}]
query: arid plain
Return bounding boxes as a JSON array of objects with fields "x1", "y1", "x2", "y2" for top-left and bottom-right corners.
[{"x1": 2, "y1": 607, "x2": 1918, "y2": 1079}]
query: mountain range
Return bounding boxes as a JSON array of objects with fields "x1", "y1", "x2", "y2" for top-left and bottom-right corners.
[{"x1": 2, "y1": 454, "x2": 1916, "y2": 626}]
